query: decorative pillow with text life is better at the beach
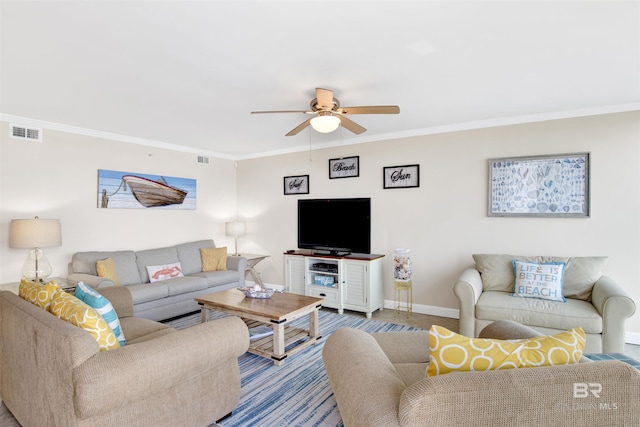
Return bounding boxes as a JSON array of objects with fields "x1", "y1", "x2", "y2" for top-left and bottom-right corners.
[
  {"x1": 511, "y1": 260, "x2": 566, "y2": 302},
  {"x1": 427, "y1": 325, "x2": 585, "y2": 377}
]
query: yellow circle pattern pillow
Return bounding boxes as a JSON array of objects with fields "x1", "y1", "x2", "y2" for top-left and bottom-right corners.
[
  {"x1": 18, "y1": 279, "x2": 61, "y2": 311},
  {"x1": 49, "y1": 289, "x2": 121, "y2": 351},
  {"x1": 427, "y1": 325, "x2": 585, "y2": 377}
]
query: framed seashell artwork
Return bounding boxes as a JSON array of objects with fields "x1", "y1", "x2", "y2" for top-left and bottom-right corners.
[{"x1": 488, "y1": 152, "x2": 590, "y2": 218}]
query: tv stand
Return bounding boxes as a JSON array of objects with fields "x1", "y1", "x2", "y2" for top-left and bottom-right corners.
[{"x1": 283, "y1": 251, "x2": 385, "y2": 318}]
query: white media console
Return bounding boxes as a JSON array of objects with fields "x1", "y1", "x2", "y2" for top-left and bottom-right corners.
[{"x1": 284, "y1": 250, "x2": 385, "y2": 318}]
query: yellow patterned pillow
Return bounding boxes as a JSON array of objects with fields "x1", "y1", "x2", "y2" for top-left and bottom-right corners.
[
  {"x1": 49, "y1": 289, "x2": 120, "y2": 351},
  {"x1": 18, "y1": 279, "x2": 60, "y2": 311},
  {"x1": 201, "y1": 247, "x2": 227, "y2": 272},
  {"x1": 427, "y1": 325, "x2": 585, "y2": 376},
  {"x1": 96, "y1": 257, "x2": 121, "y2": 286}
]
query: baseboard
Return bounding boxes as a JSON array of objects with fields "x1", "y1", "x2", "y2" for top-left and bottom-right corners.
[
  {"x1": 382, "y1": 299, "x2": 459, "y2": 319},
  {"x1": 626, "y1": 331, "x2": 640, "y2": 346}
]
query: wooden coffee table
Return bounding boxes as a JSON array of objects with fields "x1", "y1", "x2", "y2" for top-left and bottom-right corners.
[{"x1": 196, "y1": 289, "x2": 324, "y2": 366}]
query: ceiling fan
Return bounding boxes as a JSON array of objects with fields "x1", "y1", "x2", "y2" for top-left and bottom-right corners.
[{"x1": 251, "y1": 88, "x2": 400, "y2": 136}]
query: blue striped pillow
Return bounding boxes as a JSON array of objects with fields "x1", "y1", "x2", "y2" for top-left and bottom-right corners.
[{"x1": 74, "y1": 282, "x2": 126, "y2": 346}]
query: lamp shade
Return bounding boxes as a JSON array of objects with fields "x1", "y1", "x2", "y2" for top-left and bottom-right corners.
[
  {"x1": 310, "y1": 115, "x2": 340, "y2": 133},
  {"x1": 225, "y1": 221, "x2": 246, "y2": 237},
  {"x1": 10, "y1": 217, "x2": 62, "y2": 248}
]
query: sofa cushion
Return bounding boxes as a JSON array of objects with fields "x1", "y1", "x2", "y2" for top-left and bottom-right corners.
[
  {"x1": 18, "y1": 279, "x2": 60, "y2": 311},
  {"x1": 176, "y1": 239, "x2": 215, "y2": 275},
  {"x1": 126, "y1": 282, "x2": 170, "y2": 304},
  {"x1": 75, "y1": 282, "x2": 126, "y2": 346},
  {"x1": 476, "y1": 290, "x2": 603, "y2": 333},
  {"x1": 163, "y1": 276, "x2": 208, "y2": 296},
  {"x1": 427, "y1": 325, "x2": 585, "y2": 376},
  {"x1": 49, "y1": 289, "x2": 120, "y2": 351},
  {"x1": 119, "y1": 316, "x2": 172, "y2": 342},
  {"x1": 72, "y1": 251, "x2": 141, "y2": 286},
  {"x1": 146, "y1": 262, "x2": 184, "y2": 283},
  {"x1": 192, "y1": 270, "x2": 241, "y2": 288},
  {"x1": 136, "y1": 247, "x2": 179, "y2": 283},
  {"x1": 96, "y1": 257, "x2": 121, "y2": 286},
  {"x1": 201, "y1": 247, "x2": 227, "y2": 272},
  {"x1": 511, "y1": 260, "x2": 566, "y2": 302},
  {"x1": 473, "y1": 254, "x2": 608, "y2": 300}
]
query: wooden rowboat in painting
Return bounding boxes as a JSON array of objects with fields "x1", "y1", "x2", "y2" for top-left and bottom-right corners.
[{"x1": 121, "y1": 175, "x2": 187, "y2": 208}]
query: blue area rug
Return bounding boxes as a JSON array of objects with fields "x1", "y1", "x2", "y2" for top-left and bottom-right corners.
[{"x1": 165, "y1": 310, "x2": 420, "y2": 427}]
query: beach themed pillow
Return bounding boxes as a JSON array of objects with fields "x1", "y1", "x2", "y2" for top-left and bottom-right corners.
[
  {"x1": 146, "y1": 262, "x2": 184, "y2": 283},
  {"x1": 511, "y1": 260, "x2": 566, "y2": 302},
  {"x1": 427, "y1": 325, "x2": 585, "y2": 376},
  {"x1": 75, "y1": 282, "x2": 126, "y2": 346},
  {"x1": 49, "y1": 289, "x2": 120, "y2": 351},
  {"x1": 96, "y1": 257, "x2": 121, "y2": 286},
  {"x1": 18, "y1": 279, "x2": 61, "y2": 311},
  {"x1": 201, "y1": 247, "x2": 227, "y2": 272}
]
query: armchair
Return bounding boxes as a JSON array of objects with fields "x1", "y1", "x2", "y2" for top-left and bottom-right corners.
[{"x1": 453, "y1": 254, "x2": 636, "y2": 353}]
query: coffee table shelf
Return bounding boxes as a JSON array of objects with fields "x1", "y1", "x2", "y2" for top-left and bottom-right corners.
[{"x1": 196, "y1": 289, "x2": 323, "y2": 366}]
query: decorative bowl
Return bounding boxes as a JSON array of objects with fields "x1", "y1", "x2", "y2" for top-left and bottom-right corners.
[{"x1": 237, "y1": 287, "x2": 275, "y2": 299}]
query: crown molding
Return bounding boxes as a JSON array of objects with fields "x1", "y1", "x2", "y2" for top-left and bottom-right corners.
[{"x1": 3, "y1": 103, "x2": 638, "y2": 161}]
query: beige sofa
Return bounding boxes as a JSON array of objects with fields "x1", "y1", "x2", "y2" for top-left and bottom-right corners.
[
  {"x1": 0, "y1": 286, "x2": 249, "y2": 427},
  {"x1": 323, "y1": 321, "x2": 640, "y2": 427},
  {"x1": 453, "y1": 254, "x2": 636, "y2": 353}
]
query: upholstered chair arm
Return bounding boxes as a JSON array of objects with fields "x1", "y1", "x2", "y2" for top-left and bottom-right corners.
[
  {"x1": 73, "y1": 316, "x2": 249, "y2": 419},
  {"x1": 453, "y1": 268, "x2": 483, "y2": 337},
  {"x1": 323, "y1": 328, "x2": 405, "y2": 427},
  {"x1": 400, "y1": 361, "x2": 640, "y2": 426},
  {"x1": 67, "y1": 272, "x2": 116, "y2": 288},
  {"x1": 227, "y1": 255, "x2": 248, "y2": 285},
  {"x1": 591, "y1": 275, "x2": 636, "y2": 353},
  {"x1": 97, "y1": 285, "x2": 135, "y2": 318}
]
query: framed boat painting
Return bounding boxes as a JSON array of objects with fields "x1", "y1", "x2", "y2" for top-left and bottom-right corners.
[
  {"x1": 97, "y1": 169, "x2": 196, "y2": 209},
  {"x1": 488, "y1": 153, "x2": 590, "y2": 217}
]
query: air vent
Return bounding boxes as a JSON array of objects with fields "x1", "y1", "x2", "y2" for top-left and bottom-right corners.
[
  {"x1": 196, "y1": 155, "x2": 210, "y2": 165},
  {"x1": 10, "y1": 124, "x2": 42, "y2": 142}
]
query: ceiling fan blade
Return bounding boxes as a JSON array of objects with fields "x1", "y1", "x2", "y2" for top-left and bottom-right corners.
[
  {"x1": 316, "y1": 88, "x2": 334, "y2": 110},
  {"x1": 251, "y1": 110, "x2": 313, "y2": 114},
  {"x1": 335, "y1": 105, "x2": 400, "y2": 115},
  {"x1": 286, "y1": 118, "x2": 313, "y2": 136},
  {"x1": 338, "y1": 116, "x2": 367, "y2": 134}
]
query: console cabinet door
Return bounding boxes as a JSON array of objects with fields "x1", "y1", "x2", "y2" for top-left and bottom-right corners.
[
  {"x1": 343, "y1": 260, "x2": 368, "y2": 308},
  {"x1": 285, "y1": 255, "x2": 305, "y2": 295}
]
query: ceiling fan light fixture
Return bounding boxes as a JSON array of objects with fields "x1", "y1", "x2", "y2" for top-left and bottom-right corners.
[{"x1": 310, "y1": 115, "x2": 340, "y2": 133}]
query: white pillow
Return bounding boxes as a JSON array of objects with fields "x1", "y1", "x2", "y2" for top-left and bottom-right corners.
[
  {"x1": 146, "y1": 262, "x2": 184, "y2": 283},
  {"x1": 511, "y1": 260, "x2": 566, "y2": 302}
]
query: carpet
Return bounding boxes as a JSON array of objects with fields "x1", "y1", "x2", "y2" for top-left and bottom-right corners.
[{"x1": 164, "y1": 309, "x2": 421, "y2": 427}]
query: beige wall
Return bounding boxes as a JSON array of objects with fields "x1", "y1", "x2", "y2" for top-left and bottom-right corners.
[
  {"x1": 1, "y1": 112, "x2": 638, "y2": 342},
  {"x1": 0, "y1": 122, "x2": 238, "y2": 284},
  {"x1": 236, "y1": 112, "x2": 640, "y2": 341}
]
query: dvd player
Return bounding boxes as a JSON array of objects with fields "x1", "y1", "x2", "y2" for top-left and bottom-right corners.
[{"x1": 312, "y1": 263, "x2": 338, "y2": 273}]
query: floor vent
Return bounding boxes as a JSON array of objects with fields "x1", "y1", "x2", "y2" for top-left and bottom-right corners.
[
  {"x1": 10, "y1": 124, "x2": 42, "y2": 142},
  {"x1": 196, "y1": 155, "x2": 210, "y2": 165}
]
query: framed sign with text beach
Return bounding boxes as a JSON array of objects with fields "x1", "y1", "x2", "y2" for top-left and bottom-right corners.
[{"x1": 329, "y1": 156, "x2": 359, "y2": 179}]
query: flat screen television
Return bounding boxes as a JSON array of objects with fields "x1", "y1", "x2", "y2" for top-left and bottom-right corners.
[{"x1": 298, "y1": 198, "x2": 371, "y2": 255}]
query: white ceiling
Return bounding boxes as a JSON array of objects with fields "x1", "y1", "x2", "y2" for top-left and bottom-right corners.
[{"x1": 1, "y1": 1, "x2": 639, "y2": 160}]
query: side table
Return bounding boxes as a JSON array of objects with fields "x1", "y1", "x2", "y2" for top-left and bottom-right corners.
[
  {"x1": 0, "y1": 277, "x2": 75, "y2": 295},
  {"x1": 239, "y1": 253, "x2": 269, "y2": 286},
  {"x1": 394, "y1": 279, "x2": 412, "y2": 318}
]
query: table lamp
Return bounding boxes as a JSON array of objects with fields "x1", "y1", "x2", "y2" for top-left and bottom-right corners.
[
  {"x1": 225, "y1": 221, "x2": 246, "y2": 256},
  {"x1": 9, "y1": 216, "x2": 62, "y2": 282}
]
